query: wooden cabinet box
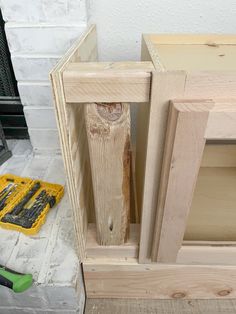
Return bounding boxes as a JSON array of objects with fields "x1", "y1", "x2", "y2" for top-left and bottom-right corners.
[{"x1": 51, "y1": 25, "x2": 236, "y2": 299}]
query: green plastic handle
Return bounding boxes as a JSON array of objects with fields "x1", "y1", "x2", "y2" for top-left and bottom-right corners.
[{"x1": 0, "y1": 265, "x2": 33, "y2": 293}]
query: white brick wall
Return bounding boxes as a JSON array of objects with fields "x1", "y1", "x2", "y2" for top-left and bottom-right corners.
[
  {"x1": 1, "y1": 0, "x2": 88, "y2": 23},
  {"x1": 6, "y1": 24, "x2": 85, "y2": 54},
  {"x1": 0, "y1": 0, "x2": 89, "y2": 153}
]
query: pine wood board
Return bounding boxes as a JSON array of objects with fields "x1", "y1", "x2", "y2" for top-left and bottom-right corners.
[
  {"x1": 85, "y1": 102, "x2": 131, "y2": 245},
  {"x1": 63, "y1": 61, "x2": 153, "y2": 103},
  {"x1": 84, "y1": 259, "x2": 236, "y2": 299},
  {"x1": 86, "y1": 298, "x2": 236, "y2": 314}
]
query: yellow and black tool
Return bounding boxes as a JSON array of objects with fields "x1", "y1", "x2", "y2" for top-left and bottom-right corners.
[{"x1": 0, "y1": 174, "x2": 64, "y2": 235}]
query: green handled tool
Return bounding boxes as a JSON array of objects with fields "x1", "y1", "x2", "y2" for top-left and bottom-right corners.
[{"x1": 0, "y1": 264, "x2": 33, "y2": 293}]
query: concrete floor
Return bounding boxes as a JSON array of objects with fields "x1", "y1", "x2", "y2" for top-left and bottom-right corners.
[{"x1": 0, "y1": 140, "x2": 85, "y2": 313}]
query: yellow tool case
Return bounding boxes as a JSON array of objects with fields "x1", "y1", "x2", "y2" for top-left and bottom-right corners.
[{"x1": 0, "y1": 174, "x2": 64, "y2": 235}]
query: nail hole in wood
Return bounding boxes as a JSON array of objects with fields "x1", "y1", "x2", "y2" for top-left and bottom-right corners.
[{"x1": 108, "y1": 217, "x2": 113, "y2": 232}]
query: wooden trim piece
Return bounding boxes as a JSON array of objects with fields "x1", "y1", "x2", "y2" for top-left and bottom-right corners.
[
  {"x1": 63, "y1": 62, "x2": 154, "y2": 103},
  {"x1": 184, "y1": 73, "x2": 236, "y2": 98},
  {"x1": 85, "y1": 102, "x2": 131, "y2": 245},
  {"x1": 50, "y1": 25, "x2": 98, "y2": 261},
  {"x1": 205, "y1": 103, "x2": 236, "y2": 139},
  {"x1": 152, "y1": 100, "x2": 211, "y2": 263},
  {"x1": 84, "y1": 259, "x2": 236, "y2": 299},
  {"x1": 177, "y1": 246, "x2": 236, "y2": 265},
  {"x1": 152, "y1": 99, "x2": 236, "y2": 263},
  {"x1": 86, "y1": 224, "x2": 139, "y2": 259},
  {"x1": 138, "y1": 71, "x2": 186, "y2": 263}
]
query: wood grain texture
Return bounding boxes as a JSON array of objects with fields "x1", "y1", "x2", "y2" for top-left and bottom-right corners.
[
  {"x1": 85, "y1": 102, "x2": 131, "y2": 245},
  {"x1": 50, "y1": 25, "x2": 97, "y2": 261},
  {"x1": 185, "y1": 167, "x2": 236, "y2": 241},
  {"x1": 152, "y1": 101, "x2": 211, "y2": 263},
  {"x1": 152, "y1": 100, "x2": 236, "y2": 263},
  {"x1": 86, "y1": 223, "x2": 139, "y2": 259},
  {"x1": 145, "y1": 34, "x2": 236, "y2": 45},
  {"x1": 84, "y1": 260, "x2": 236, "y2": 299},
  {"x1": 86, "y1": 298, "x2": 236, "y2": 314},
  {"x1": 201, "y1": 144, "x2": 236, "y2": 167},
  {"x1": 177, "y1": 245, "x2": 236, "y2": 265},
  {"x1": 138, "y1": 71, "x2": 186, "y2": 263},
  {"x1": 63, "y1": 61, "x2": 153, "y2": 103}
]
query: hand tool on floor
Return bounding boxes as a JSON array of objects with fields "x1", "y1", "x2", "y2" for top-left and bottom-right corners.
[{"x1": 0, "y1": 264, "x2": 33, "y2": 293}]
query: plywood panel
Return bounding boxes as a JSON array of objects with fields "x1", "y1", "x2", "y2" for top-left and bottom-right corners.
[{"x1": 185, "y1": 167, "x2": 236, "y2": 241}]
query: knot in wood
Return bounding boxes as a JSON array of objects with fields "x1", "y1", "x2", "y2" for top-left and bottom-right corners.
[
  {"x1": 172, "y1": 292, "x2": 186, "y2": 299},
  {"x1": 96, "y1": 103, "x2": 123, "y2": 121},
  {"x1": 218, "y1": 289, "x2": 232, "y2": 297}
]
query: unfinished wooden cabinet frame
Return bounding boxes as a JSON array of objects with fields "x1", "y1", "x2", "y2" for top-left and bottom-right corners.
[
  {"x1": 152, "y1": 99, "x2": 236, "y2": 263},
  {"x1": 51, "y1": 24, "x2": 154, "y2": 259},
  {"x1": 139, "y1": 33, "x2": 236, "y2": 263},
  {"x1": 51, "y1": 26, "x2": 236, "y2": 299}
]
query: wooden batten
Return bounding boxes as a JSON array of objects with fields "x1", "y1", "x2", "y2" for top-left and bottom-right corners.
[
  {"x1": 85, "y1": 102, "x2": 131, "y2": 245},
  {"x1": 63, "y1": 62, "x2": 153, "y2": 103}
]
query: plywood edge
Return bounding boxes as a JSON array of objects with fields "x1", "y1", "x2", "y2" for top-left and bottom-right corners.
[
  {"x1": 50, "y1": 24, "x2": 98, "y2": 262},
  {"x1": 50, "y1": 24, "x2": 97, "y2": 77},
  {"x1": 142, "y1": 34, "x2": 166, "y2": 71}
]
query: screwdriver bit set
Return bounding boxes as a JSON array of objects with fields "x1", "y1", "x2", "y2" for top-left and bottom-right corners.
[{"x1": 0, "y1": 174, "x2": 64, "y2": 235}]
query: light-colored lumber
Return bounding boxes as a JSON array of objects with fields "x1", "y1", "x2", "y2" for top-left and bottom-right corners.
[
  {"x1": 177, "y1": 245, "x2": 236, "y2": 265},
  {"x1": 63, "y1": 62, "x2": 153, "y2": 103},
  {"x1": 184, "y1": 73, "x2": 236, "y2": 98},
  {"x1": 139, "y1": 34, "x2": 236, "y2": 263},
  {"x1": 201, "y1": 144, "x2": 236, "y2": 167},
  {"x1": 152, "y1": 99, "x2": 236, "y2": 263},
  {"x1": 50, "y1": 25, "x2": 97, "y2": 261},
  {"x1": 86, "y1": 298, "x2": 236, "y2": 314},
  {"x1": 84, "y1": 258, "x2": 236, "y2": 299},
  {"x1": 144, "y1": 34, "x2": 236, "y2": 45},
  {"x1": 153, "y1": 45, "x2": 236, "y2": 71},
  {"x1": 85, "y1": 102, "x2": 131, "y2": 245},
  {"x1": 138, "y1": 70, "x2": 186, "y2": 263},
  {"x1": 85, "y1": 223, "x2": 236, "y2": 265},
  {"x1": 152, "y1": 100, "x2": 210, "y2": 262},
  {"x1": 86, "y1": 224, "x2": 139, "y2": 259},
  {"x1": 185, "y1": 167, "x2": 236, "y2": 241}
]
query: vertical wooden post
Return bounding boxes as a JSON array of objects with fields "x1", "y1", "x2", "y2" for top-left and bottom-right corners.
[{"x1": 85, "y1": 102, "x2": 131, "y2": 245}]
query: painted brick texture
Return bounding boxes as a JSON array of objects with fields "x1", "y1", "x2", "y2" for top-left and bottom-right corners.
[{"x1": 0, "y1": 0, "x2": 88, "y2": 152}]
